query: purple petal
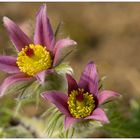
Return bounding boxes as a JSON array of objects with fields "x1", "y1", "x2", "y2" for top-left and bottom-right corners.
[
  {"x1": 64, "y1": 116, "x2": 77, "y2": 130},
  {"x1": 78, "y1": 61, "x2": 99, "y2": 95},
  {"x1": 85, "y1": 108, "x2": 109, "y2": 123},
  {"x1": 45, "y1": 68, "x2": 55, "y2": 74},
  {"x1": 98, "y1": 90, "x2": 121, "y2": 105},
  {"x1": 35, "y1": 70, "x2": 46, "y2": 84},
  {"x1": 42, "y1": 91, "x2": 70, "y2": 116},
  {"x1": 0, "y1": 55, "x2": 20, "y2": 73},
  {"x1": 35, "y1": 69, "x2": 54, "y2": 84},
  {"x1": 53, "y1": 38, "x2": 77, "y2": 66},
  {"x1": 66, "y1": 74, "x2": 78, "y2": 96},
  {"x1": 0, "y1": 73, "x2": 34, "y2": 97},
  {"x1": 3, "y1": 17, "x2": 32, "y2": 51},
  {"x1": 34, "y1": 4, "x2": 54, "y2": 52}
]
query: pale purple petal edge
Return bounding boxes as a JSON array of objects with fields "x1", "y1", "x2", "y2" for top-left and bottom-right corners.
[
  {"x1": 34, "y1": 4, "x2": 54, "y2": 52},
  {"x1": 85, "y1": 108, "x2": 109, "y2": 123},
  {"x1": 98, "y1": 90, "x2": 121, "y2": 105},
  {"x1": 0, "y1": 55, "x2": 20, "y2": 73},
  {"x1": 3, "y1": 17, "x2": 32, "y2": 51},
  {"x1": 78, "y1": 61, "x2": 99, "y2": 95},
  {"x1": 0, "y1": 73, "x2": 34, "y2": 97},
  {"x1": 53, "y1": 38, "x2": 77, "y2": 66},
  {"x1": 64, "y1": 116, "x2": 77, "y2": 130}
]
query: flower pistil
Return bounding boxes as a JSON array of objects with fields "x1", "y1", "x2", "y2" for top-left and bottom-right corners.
[
  {"x1": 67, "y1": 88, "x2": 95, "y2": 118},
  {"x1": 17, "y1": 44, "x2": 52, "y2": 76}
]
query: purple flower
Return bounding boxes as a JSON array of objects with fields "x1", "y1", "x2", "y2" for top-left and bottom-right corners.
[
  {"x1": 42, "y1": 61, "x2": 120, "y2": 129},
  {"x1": 0, "y1": 5, "x2": 76, "y2": 96}
]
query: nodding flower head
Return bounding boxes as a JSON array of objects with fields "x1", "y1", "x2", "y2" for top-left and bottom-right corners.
[{"x1": 42, "y1": 61, "x2": 121, "y2": 129}]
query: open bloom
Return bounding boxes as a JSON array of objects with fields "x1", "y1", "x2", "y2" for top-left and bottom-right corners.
[
  {"x1": 0, "y1": 5, "x2": 76, "y2": 96},
  {"x1": 42, "y1": 61, "x2": 120, "y2": 129}
]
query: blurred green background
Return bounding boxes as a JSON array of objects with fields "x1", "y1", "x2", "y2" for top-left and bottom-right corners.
[{"x1": 0, "y1": 2, "x2": 140, "y2": 138}]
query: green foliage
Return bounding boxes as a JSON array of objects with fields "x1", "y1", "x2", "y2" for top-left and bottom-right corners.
[
  {"x1": 2, "y1": 126, "x2": 34, "y2": 138},
  {"x1": 99, "y1": 100, "x2": 140, "y2": 138},
  {"x1": 42, "y1": 106, "x2": 76, "y2": 138},
  {"x1": 55, "y1": 63, "x2": 73, "y2": 75},
  {"x1": 42, "y1": 106, "x2": 64, "y2": 138}
]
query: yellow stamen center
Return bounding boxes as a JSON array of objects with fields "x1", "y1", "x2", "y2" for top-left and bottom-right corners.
[
  {"x1": 67, "y1": 88, "x2": 95, "y2": 118},
  {"x1": 16, "y1": 44, "x2": 52, "y2": 76}
]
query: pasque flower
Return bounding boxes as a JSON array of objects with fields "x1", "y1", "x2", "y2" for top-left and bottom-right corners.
[
  {"x1": 0, "y1": 5, "x2": 76, "y2": 96},
  {"x1": 42, "y1": 61, "x2": 120, "y2": 129}
]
